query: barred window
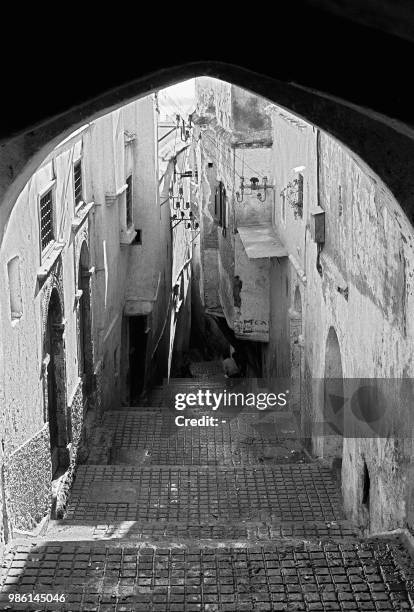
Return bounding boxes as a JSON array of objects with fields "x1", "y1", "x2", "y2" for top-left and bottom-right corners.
[
  {"x1": 126, "y1": 175, "x2": 133, "y2": 227},
  {"x1": 40, "y1": 189, "x2": 54, "y2": 252},
  {"x1": 215, "y1": 181, "x2": 226, "y2": 228},
  {"x1": 73, "y1": 160, "x2": 83, "y2": 207},
  {"x1": 297, "y1": 173, "x2": 304, "y2": 207}
]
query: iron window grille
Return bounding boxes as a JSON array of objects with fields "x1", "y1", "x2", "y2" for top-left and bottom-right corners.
[
  {"x1": 40, "y1": 188, "x2": 55, "y2": 252},
  {"x1": 73, "y1": 160, "x2": 83, "y2": 209},
  {"x1": 126, "y1": 175, "x2": 133, "y2": 228}
]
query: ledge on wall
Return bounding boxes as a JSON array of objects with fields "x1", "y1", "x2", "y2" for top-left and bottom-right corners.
[
  {"x1": 71, "y1": 201, "x2": 95, "y2": 234},
  {"x1": 36, "y1": 242, "x2": 65, "y2": 283},
  {"x1": 120, "y1": 226, "x2": 137, "y2": 246},
  {"x1": 105, "y1": 184, "x2": 127, "y2": 206}
]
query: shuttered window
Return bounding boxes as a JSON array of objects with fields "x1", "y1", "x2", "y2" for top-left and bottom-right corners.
[
  {"x1": 40, "y1": 189, "x2": 54, "y2": 252},
  {"x1": 73, "y1": 160, "x2": 83, "y2": 208}
]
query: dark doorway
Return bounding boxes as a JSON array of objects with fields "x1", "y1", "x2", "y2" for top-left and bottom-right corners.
[
  {"x1": 362, "y1": 461, "x2": 371, "y2": 509},
  {"x1": 77, "y1": 243, "x2": 92, "y2": 398},
  {"x1": 129, "y1": 316, "x2": 148, "y2": 403},
  {"x1": 44, "y1": 289, "x2": 68, "y2": 479}
]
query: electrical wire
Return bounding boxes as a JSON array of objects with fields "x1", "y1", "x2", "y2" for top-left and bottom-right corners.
[
  {"x1": 193, "y1": 133, "x2": 243, "y2": 183},
  {"x1": 203, "y1": 131, "x2": 264, "y2": 178},
  {"x1": 161, "y1": 90, "x2": 268, "y2": 179}
]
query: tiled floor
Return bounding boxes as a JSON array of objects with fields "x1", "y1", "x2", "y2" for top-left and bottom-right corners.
[{"x1": 1, "y1": 368, "x2": 414, "y2": 611}]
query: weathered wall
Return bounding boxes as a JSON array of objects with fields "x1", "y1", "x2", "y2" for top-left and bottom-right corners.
[
  {"x1": 0, "y1": 127, "x2": 95, "y2": 535},
  {"x1": 234, "y1": 236, "x2": 270, "y2": 342},
  {"x1": 313, "y1": 133, "x2": 414, "y2": 534},
  {"x1": 0, "y1": 95, "x2": 167, "y2": 537},
  {"x1": 4, "y1": 426, "x2": 51, "y2": 532},
  {"x1": 266, "y1": 106, "x2": 414, "y2": 534}
]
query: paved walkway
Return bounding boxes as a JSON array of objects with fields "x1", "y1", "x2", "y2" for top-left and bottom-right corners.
[{"x1": 1, "y1": 363, "x2": 414, "y2": 610}]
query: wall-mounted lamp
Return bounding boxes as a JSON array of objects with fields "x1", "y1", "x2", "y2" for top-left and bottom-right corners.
[{"x1": 236, "y1": 176, "x2": 273, "y2": 203}]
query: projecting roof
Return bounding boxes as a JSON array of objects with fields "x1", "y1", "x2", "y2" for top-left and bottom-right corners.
[{"x1": 237, "y1": 223, "x2": 288, "y2": 258}]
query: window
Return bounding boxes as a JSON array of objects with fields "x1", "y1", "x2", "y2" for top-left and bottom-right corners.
[
  {"x1": 73, "y1": 160, "x2": 83, "y2": 208},
  {"x1": 133, "y1": 229, "x2": 142, "y2": 244},
  {"x1": 125, "y1": 175, "x2": 133, "y2": 227},
  {"x1": 281, "y1": 192, "x2": 286, "y2": 225},
  {"x1": 297, "y1": 173, "x2": 304, "y2": 218},
  {"x1": 215, "y1": 181, "x2": 226, "y2": 229},
  {"x1": 40, "y1": 188, "x2": 55, "y2": 252}
]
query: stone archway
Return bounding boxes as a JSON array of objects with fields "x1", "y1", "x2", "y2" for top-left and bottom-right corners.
[
  {"x1": 44, "y1": 288, "x2": 69, "y2": 479},
  {"x1": 77, "y1": 242, "x2": 93, "y2": 400},
  {"x1": 3, "y1": 58, "x2": 414, "y2": 251},
  {"x1": 323, "y1": 326, "x2": 344, "y2": 474}
]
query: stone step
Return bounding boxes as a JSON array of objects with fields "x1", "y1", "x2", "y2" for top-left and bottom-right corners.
[
  {"x1": 44, "y1": 518, "x2": 360, "y2": 543},
  {"x1": 2, "y1": 536, "x2": 413, "y2": 611},
  {"x1": 65, "y1": 464, "x2": 342, "y2": 525},
  {"x1": 91, "y1": 410, "x2": 307, "y2": 467}
]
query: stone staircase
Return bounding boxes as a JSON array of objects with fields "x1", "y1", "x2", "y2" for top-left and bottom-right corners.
[{"x1": 1, "y1": 362, "x2": 414, "y2": 610}]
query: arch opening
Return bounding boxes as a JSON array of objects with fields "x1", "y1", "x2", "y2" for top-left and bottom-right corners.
[
  {"x1": 44, "y1": 289, "x2": 69, "y2": 479},
  {"x1": 77, "y1": 242, "x2": 93, "y2": 400},
  {"x1": 3, "y1": 60, "x2": 414, "y2": 253},
  {"x1": 323, "y1": 326, "x2": 344, "y2": 476}
]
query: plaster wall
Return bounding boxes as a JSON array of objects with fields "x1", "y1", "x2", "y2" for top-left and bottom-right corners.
[
  {"x1": 312, "y1": 133, "x2": 414, "y2": 533},
  {"x1": 267, "y1": 113, "x2": 414, "y2": 533},
  {"x1": 0, "y1": 129, "x2": 93, "y2": 533},
  {"x1": 0, "y1": 95, "x2": 167, "y2": 533}
]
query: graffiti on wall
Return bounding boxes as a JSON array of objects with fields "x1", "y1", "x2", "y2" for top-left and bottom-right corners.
[{"x1": 234, "y1": 318, "x2": 269, "y2": 341}]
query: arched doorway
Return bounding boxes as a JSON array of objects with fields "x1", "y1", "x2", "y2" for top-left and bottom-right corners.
[
  {"x1": 290, "y1": 286, "x2": 303, "y2": 428},
  {"x1": 77, "y1": 242, "x2": 93, "y2": 400},
  {"x1": 44, "y1": 289, "x2": 69, "y2": 479},
  {"x1": 323, "y1": 326, "x2": 344, "y2": 475}
]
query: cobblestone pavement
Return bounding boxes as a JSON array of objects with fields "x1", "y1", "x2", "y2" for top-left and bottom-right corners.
[{"x1": 2, "y1": 367, "x2": 414, "y2": 611}]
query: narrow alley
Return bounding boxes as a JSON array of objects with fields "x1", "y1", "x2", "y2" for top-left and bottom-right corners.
[
  {"x1": 1, "y1": 360, "x2": 414, "y2": 610},
  {"x1": 2, "y1": 73, "x2": 414, "y2": 612}
]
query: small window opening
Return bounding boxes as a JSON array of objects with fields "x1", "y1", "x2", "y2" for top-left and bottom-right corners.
[{"x1": 133, "y1": 229, "x2": 142, "y2": 244}]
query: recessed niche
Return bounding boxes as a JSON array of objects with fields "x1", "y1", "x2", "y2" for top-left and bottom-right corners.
[{"x1": 7, "y1": 256, "x2": 23, "y2": 320}]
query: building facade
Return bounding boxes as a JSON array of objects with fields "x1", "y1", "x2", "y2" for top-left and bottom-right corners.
[
  {"x1": 0, "y1": 93, "x2": 191, "y2": 548},
  {"x1": 192, "y1": 77, "x2": 414, "y2": 535}
]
